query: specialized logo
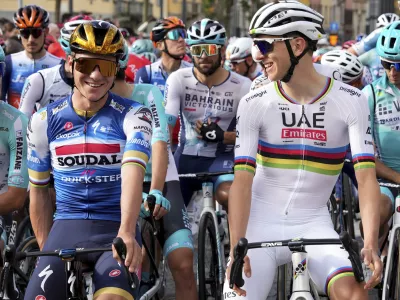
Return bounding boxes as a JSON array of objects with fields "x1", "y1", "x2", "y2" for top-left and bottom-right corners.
[
  {"x1": 339, "y1": 86, "x2": 361, "y2": 97},
  {"x1": 109, "y1": 269, "x2": 121, "y2": 277},
  {"x1": 64, "y1": 122, "x2": 73, "y2": 131},
  {"x1": 14, "y1": 130, "x2": 24, "y2": 171},
  {"x1": 68, "y1": 273, "x2": 76, "y2": 294},
  {"x1": 282, "y1": 128, "x2": 327, "y2": 141},
  {"x1": 38, "y1": 265, "x2": 53, "y2": 292},
  {"x1": 92, "y1": 120, "x2": 101, "y2": 135}
]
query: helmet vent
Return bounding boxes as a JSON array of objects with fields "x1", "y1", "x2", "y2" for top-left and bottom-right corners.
[{"x1": 390, "y1": 37, "x2": 396, "y2": 48}]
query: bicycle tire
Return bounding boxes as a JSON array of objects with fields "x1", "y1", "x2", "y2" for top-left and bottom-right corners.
[
  {"x1": 198, "y1": 212, "x2": 222, "y2": 300},
  {"x1": 342, "y1": 173, "x2": 355, "y2": 239},
  {"x1": 388, "y1": 230, "x2": 400, "y2": 300},
  {"x1": 276, "y1": 265, "x2": 289, "y2": 300},
  {"x1": 15, "y1": 236, "x2": 39, "y2": 296},
  {"x1": 14, "y1": 216, "x2": 33, "y2": 249},
  {"x1": 328, "y1": 194, "x2": 340, "y2": 233}
]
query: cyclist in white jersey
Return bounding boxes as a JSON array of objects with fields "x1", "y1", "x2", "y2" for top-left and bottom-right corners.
[
  {"x1": 348, "y1": 13, "x2": 399, "y2": 57},
  {"x1": 2, "y1": 5, "x2": 61, "y2": 109},
  {"x1": 227, "y1": 37, "x2": 263, "y2": 81},
  {"x1": 165, "y1": 19, "x2": 252, "y2": 210},
  {"x1": 224, "y1": 2, "x2": 382, "y2": 299},
  {"x1": 112, "y1": 52, "x2": 197, "y2": 299},
  {"x1": 18, "y1": 20, "x2": 88, "y2": 117}
]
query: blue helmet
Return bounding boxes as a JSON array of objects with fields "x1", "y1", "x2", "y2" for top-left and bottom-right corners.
[
  {"x1": 186, "y1": 19, "x2": 226, "y2": 46},
  {"x1": 377, "y1": 21, "x2": 400, "y2": 61},
  {"x1": 130, "y1": 39, "x2": 154, "y2": 55},
  {"x1": 119, "y1": 41, "x2": 130, "y2": 69}
]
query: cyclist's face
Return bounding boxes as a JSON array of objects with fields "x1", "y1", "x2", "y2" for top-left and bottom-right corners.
[
  {"x1": 193, "y1": 48, "x2": 221, "y2": 76},
  {"x1": 385, "y1": 67, "x2": 400, "y2": 86},
  {"x1": 230, "y1": 57, "x2": 252, "y2": 76},
  {"x1": 70, "y1": 53, "x2": 117, "y2": 102},
  {"x1": 20, "y1": 27, "x2": 47, "y2": 54},
  {"x1": 160, "y1": 37, "x2": 186, "y2": 57}
]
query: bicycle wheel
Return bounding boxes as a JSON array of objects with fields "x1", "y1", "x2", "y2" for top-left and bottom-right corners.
[
  {"x1": 14, "y1": 216, "x2": 33, "y2": 248},
  {"x1": 388, "y1": 229, "x2": 400, "y2": 300},
  {"x1": 276, "y1": 264, "x2": 291, "y2": 300},
  {"x1": 15, "y1": 236, "x2": 39, "y2": 296},
  {"x1": 198, "y1": 212, "x2": 222, "y2": 300},
  {"x1": 328, "y1": 194, "x2": 340, "y2": 233},
  {"x1": 342, "y1": 173, "x2": 355, "y2": 238}
]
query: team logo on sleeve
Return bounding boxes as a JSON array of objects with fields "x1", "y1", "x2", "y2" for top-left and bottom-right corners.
[{"x1": 134, "y1": 107, "x2": 152, "y2": 126}]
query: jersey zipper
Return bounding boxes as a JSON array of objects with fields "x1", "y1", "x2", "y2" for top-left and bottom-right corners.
[
  {"x1": 284, "y1": 105, "x2": 306, "y2": 215},
  {"x1": 83, "y1": 115, "x2": 89, "y2": 218}
]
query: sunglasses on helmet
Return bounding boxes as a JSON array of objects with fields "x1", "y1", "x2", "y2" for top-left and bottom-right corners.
[
  {"x1": 165, "y1": 28, "x2": 187, "y2": 41},
  {"x1": 381, "y1": 59, "x2": 400, "y2": 72},
  {"x1": 73, "y1": 57, "x2": 118, "y2": 77},
  {"x1": 190, "y1": 44, "x2": 221, "y2": 57},
  {"x1": 253, "y1": 37, "x2": 294, "y2": 56},
  {"x1": 20, "y1": 28, "x2": 44, "y2": 39}
]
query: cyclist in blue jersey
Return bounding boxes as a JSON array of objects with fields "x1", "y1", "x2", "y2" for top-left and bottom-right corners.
[
  {"x1": 362, "y1": 21, "x2": 400, "y2": 244},
  {"x1": 1, "y1": 5, "x2": 61, "y2": 109},
  {"x1": 165, "y1": 19, "x2": 252, "y2": 210},
  {"x1": 112, "y1": 52, "x2": 197, "y2": 299},
  {"x1": 228, "y1": 37, "x2": 263, "y2": 81},
  {"x1": 25, "y1": 21, "x2": 151, "y2": 300},
  {"x1": 0, "y1": 45, "x2": 29, "y2": 252},
  {"x1": 134, "y1": 17, "x2": 192, "y2": 94},
  {"x1": 348, "y1": 13, "x2": 399, "y2": 57}
]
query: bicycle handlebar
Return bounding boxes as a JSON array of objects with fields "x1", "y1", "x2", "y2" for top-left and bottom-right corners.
[
  {"x1": 146, "y1": 194, "x2": 161, "y2": 236},
  {"x1": 229, "y1": 231, "x2": 364, "y2": 289}
]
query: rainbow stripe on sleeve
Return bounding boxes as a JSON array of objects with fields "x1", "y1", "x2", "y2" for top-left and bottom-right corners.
[
  {"x1": 352, "y1": 153, "x2": 375, "y2": 170},
  {"x1": 234, "y1": 156, "x2": 256, "y2": 174}
]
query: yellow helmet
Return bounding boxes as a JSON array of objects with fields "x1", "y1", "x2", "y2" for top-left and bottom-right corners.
[{"x1": 70, "y1": 20, "x2": 124, "y2": 58}]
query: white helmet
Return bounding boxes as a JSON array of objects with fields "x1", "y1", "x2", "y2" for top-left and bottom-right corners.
[
  {"x1": 60, "y1": 20, "x2": 89, "y2": 54},
  {"x1": 321, "y1": 50, "x2": 363, "y2": 83},
  {"x1": 317, "y1": 37, "x2": 330, "y2": 46},
  {"x1": 228, "y1": 37, "x2": 253, "y2": 61},
  {"x1": 249, "y1": 0, "x2": 325, "y2": 41},
  {"x1": 376, "y1": 13, "x2": 400, "y2": 29}
]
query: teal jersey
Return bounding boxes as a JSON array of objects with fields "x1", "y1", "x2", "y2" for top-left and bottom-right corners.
[
  {"x1": 130, "y1": 83, "x2": 172, "y2": 182},
  {"x1": 0, "y1": 101, "x2": 29, "y2": 192},
  {"x1": 363, "y1": 75, "x2": 400, "y2": 172},
  {"x1": 359, "y1": 48, "x2": 384, "y2": 84}
]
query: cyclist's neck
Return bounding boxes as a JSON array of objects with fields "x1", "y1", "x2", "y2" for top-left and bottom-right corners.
[
  {"x1": 193, "y1": 66, "x2": 229, "y2": 89},
  {"x1": 279, "y1": 59, "x2": 327, "y2": 105},
  {"x1": 111, "y1": 80, "x2": 134, "y2": 99},
  {"x1": 71, "y1": 88, "x2": 109, "y2": 114},
  {"x1": 161, "y1": 55, "x2": 181, "y2": 75},
  {"x1": 25, "y1": 48, "x2": 47, "y2": 60}
]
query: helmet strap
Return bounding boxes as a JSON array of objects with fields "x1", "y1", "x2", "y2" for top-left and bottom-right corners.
[
  {"x1": 162, "y1": 40, "x2": 185, "y2": 60},
  {"x1": 281, "y1": 39, "x2": 310, "y2": 83}
]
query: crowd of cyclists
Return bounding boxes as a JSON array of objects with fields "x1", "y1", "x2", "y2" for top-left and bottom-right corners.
[{"x1": 0, "y1": 0, "x2": 399, "y2": 299}]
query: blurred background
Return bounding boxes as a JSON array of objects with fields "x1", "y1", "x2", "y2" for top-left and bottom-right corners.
[{"x1": 0, "y1": 0, "x2": 399, "y2": 44}]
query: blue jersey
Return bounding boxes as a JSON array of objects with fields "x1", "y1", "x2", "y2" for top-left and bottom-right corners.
[
  {"x1": 2, "y1": 51, "x2": 61, "y2": 109},
  {"x1": 134, "y1": 60, "x2": 192, "y2": 96},
  {"x1": 27, "y1": 93, "x2": 152, "y2": 221},
  {"x1": 352, "y1": 28, "x2": 382, "y2": 56}
]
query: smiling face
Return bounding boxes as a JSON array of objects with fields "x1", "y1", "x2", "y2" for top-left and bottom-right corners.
[{"x1": 69, "y1": 52, "x2": 117, "y2": 102}]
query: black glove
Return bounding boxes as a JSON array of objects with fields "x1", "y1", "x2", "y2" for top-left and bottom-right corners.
[{"x1": 200, "y1": 122, "x2": 224, "y2": 142}]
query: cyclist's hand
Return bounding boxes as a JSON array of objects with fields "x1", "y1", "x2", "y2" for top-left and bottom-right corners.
[
  {"x1": 140, "y1": 192, "x2": 150, "y2": 218},
  {"x1": 147, "y1": 189, "x2": 171, "y2": 220},
  {"x1": 361, "y1": 248, "x2": 382, "y2": 289},
  {"x1": 225, "y1": 254, "x2": 251, "y2": 297},
  {"x1": 195, "y1": 118, "x2": 225, "y2": 143},
  {"x1": 113, "y1": 231, "x2": 142, "y2": 274}
]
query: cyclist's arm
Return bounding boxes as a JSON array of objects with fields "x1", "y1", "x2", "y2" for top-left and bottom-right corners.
[
  {"x1": 348, "y1": 93, "x2": 380, "y2": 250},
  {"x1": 27, "y1": 109, "x2": 53, "y2": 250},
  {"x1": 18, "y1": 72, "x2": 45, "y2": 117},
  {"x1": 1, "y1": 55, "x2": 11, "y2": 99},
  {"x1": 164, "y1": 72, "x2": 182, "y2": 144},
  {"x1": 134, "y1": 65, "x2": 150, "y2": 84},
  {"x1": 223, "y1": 132, "x2": 236, "y2": 144},
  {"x1": 375, "y1": 158, "x2": 400, "y2": 183},
  {"x1": 119, "y1": 104, "x2": 152, "y2": 233},
  {"x1": 229, "y1": 93, "x2": 267, "y2": 250},
  {"x1": 147, "y1": 87, "x2": 169, "y2": 191},
  {"x1": 0, "y1": 112, "x2": 29, "y2": 214}
]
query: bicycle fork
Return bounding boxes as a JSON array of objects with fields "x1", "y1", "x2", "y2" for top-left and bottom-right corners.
[{"x1": 201, "y1": 182, "x2": 226, "y2": 285}]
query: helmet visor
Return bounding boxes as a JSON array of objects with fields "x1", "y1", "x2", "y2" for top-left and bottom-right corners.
[{"x1": 74, "y1": 57, "x2": 118, "y2": 77}]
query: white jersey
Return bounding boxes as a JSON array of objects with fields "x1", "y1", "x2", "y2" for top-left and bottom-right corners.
[
  {"x1": 223, "y1": 78, "x2": 375, "y2": 298},
  {"x1": 250, "y1": 63, "x2": 342, "y2": 91},
  {"x1": 19, "y1": 62, "x2": 73, "y2": 118},
  {"x1": 165, "y1": 68, "x2": 252, "y2": 157}
]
